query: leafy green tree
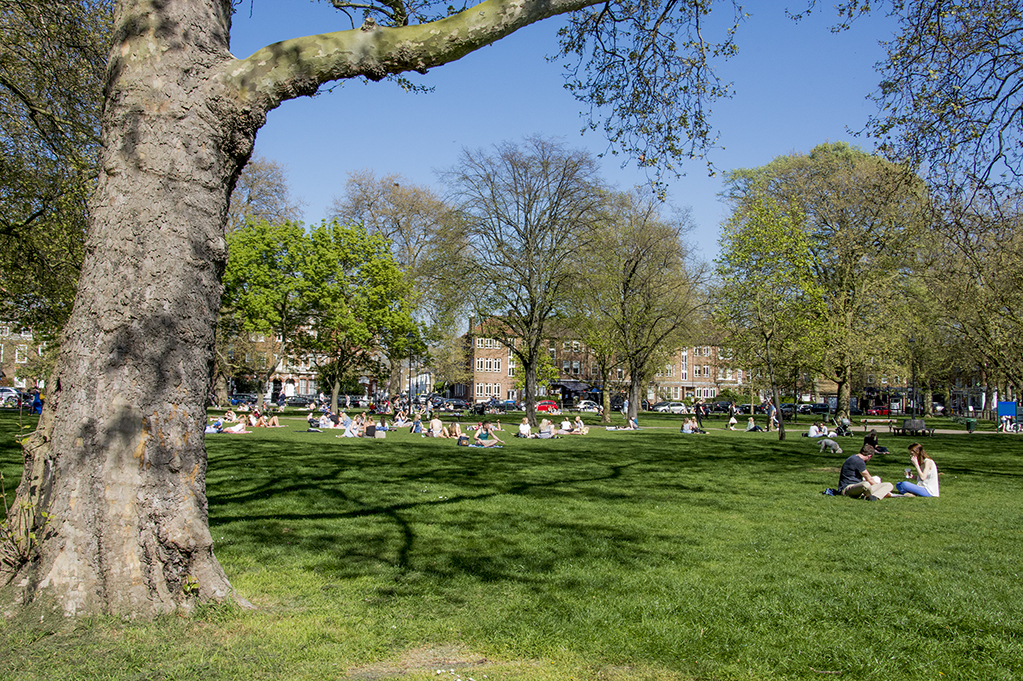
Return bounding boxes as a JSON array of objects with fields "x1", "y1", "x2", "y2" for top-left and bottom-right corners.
[
  {"x1": 575, "y1": 189, "x2": 704, "y2": 421},
  {"x1": 0, "y1": 0, "x2": 112, "y2": 339},
  {"x1": 331, "y1": 171, "x2": 465, "y2": 392},
  {"x1": 222, "y1": 220, "x2": 312, "y2": 408},
  {"x1": 297, "y1": 220, "x2": 416, "y2": 411},
  {"x1": 723, "y1": 143, "x2": 929, "y2": 417},
  {"x1": 714, "y1": 192, "x2": 827, "y2": 440}
]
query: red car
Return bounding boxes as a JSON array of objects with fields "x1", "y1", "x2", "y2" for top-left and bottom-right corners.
[
  {"x1": 535, "y1": 400, "x2": 560, "y2": 413},
  {"x1": 866, "y1": 405, "x2": 890, "y2": 416}
]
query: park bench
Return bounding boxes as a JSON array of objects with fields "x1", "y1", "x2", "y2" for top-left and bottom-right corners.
[
  {"x1": 859, "y1": 418, "x2": 894, "y2": 433},
  {"x1": 894, "y1": 418, "x2": 935, "y2": 437}
]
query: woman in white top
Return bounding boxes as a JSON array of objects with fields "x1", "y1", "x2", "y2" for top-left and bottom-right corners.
[
  {"x1": 517, "y1": 418, "x2": 532, "y2": 438},
  {"x1": 896, "y1": 442, "x2": 940, "y2": 497}
]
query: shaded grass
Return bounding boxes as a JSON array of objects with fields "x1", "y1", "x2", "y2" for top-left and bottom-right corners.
[{"x1": 1, "y1": 412, "x2": 1021, "y2": 680}]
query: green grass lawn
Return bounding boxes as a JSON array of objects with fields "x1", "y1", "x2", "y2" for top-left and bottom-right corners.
[{"x1": 1, "y1": 410, "x2": 1021, "y2": 680}]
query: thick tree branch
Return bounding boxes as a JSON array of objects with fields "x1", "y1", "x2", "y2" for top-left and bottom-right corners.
[{"x1": 224, "y1": 0, "x2": 600, "y2": 112}]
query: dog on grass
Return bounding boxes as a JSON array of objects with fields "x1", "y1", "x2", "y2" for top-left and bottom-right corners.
[{"x1": 819, "y1": 438, "x2": 843, "y2": 455}]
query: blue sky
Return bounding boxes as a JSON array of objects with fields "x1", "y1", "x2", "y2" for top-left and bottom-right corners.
[{"x1": 229, "y1": 2, "x2": 897, "y2": 260}]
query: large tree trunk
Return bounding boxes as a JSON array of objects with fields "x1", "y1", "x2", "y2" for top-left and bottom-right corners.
[{"x1": 2, "y1": 0, "x2": 255, "y2": 616}]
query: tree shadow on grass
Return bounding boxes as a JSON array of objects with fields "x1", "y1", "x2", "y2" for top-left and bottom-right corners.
[{"x1": 203, "y1": 428, "x2": 1023, "y2": 596}]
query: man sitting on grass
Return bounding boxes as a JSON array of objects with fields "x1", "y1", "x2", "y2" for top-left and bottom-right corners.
[
  {"x1": 474, "y1": 421, "x2": 504, "y2": 447},
  {"x1": 838, "y1": 444, "x2": 894, "y2": 500}
]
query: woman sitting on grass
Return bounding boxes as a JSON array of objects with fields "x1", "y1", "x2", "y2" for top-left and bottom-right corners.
[
  {"x1": 573, "y1": 416, "x2": 588, "y2": 434},
  {"x1": 746, "y1": 417, "x2": 763, "y2": 432},
  {"x1": 864, "y1": 428, "x2": 889, "y2": 454},
  {"x1": 896, "y1": 442, "x2": 940, "y2": 497},
  {"x1": 517, "y1": 418, "x2": 532, "y2": 438}
]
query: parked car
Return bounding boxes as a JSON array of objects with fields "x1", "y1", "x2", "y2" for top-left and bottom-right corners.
[
  {"x1": 441, "y1": 394, "x2": 468, "y2": 411},
  {"x1": 0, "y1": 388, "x2": 30, "y2": 408},
  {"x1": 809, "y1": 403, "x2": 831, "y2": 414},
  {"x1": 285, "y1": 395, "x2": 315, "y2": 408},
  {"x1": 652, "y1": 401, "x2": 687, "y2": 414},
  {"x1": 535, "y1": 400, "x2": 560, "y2": 413},
  {"x1": 575, "y1": 399, "x2": 600, "y2": 412},
  {"x1": 866, "y1": 405, "x2": 890, "y2": 416},
  {"x1": 710, "y1": 400, "x2": 733, "y2": 413},
  {"x1": 229, "y1": 393, "x2": 257, "y2": 406}
]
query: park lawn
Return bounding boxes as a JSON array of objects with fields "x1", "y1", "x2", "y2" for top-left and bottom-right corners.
[{"x1": 1, "y1": 411, "x2": 1020, "y2": 680}]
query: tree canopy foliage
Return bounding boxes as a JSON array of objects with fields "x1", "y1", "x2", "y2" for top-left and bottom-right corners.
[
  {"x1": 573, "y1": 188, "x2": 704, "y2": 420},
  {"x1": 720, "y1": 142, "x2": 929, "y2": 415},
  {"x1": 0, "y1": 0, "x2": 112, "y2": 337}
]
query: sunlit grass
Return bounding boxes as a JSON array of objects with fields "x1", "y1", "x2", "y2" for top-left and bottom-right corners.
[{"x1": 1, "y1": 410, "x2": 1021, "y2": 680}]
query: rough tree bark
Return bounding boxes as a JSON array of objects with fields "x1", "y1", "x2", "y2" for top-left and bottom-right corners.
[{"x1": 2, "y1": 0, "x2": 601, "y2": 617}]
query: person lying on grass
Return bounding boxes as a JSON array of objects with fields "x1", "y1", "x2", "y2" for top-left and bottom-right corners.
[
  {"x1": 838, "y1": 444, "x2": 894, "y2": 500},
  {"x1": 895, "y1": 442, "x2": 940, "y2": 497},
  {"x1": 474, "y1": 421, "x2": 504, "y2": 447}
]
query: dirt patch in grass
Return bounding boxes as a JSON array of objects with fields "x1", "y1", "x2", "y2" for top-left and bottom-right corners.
[{"x1": 345, "y1": 644, "x2": 491, "y2": 680}]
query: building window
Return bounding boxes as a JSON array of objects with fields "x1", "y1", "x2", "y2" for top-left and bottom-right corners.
[
  {"x1": 476, "y1": 338, "x2": 484, "y2": 348},
  {"x1": 15, "y1": 345, "x2": 28, "y2": 363},
  {"x1": 563, "y1": 360, "x2": 570, "y2": 373},
  {"x1": 572, "y1": 361, "x2": 580, "y2": 375},
  {"x1": 616, "y1": 368, "x2": 625, "y2": 380},
  {"x1": 666, "y1": 364, "x2": 675, "y2": 378},
  {"x1": 572, "y1": 341, "x2": 580, "y2": 353},
  {"x1": 702, "y1": 365, "x2": 710, "y2": 377},
  {"x1": 549, "y1": 343, "x2": 556, "y2": 360},
  {"x1": 476, "y1": 358, "x2": 484, "y2": 372},
  {"x1": 702, "y1": 346, "x2": 710, "y2": 356}
]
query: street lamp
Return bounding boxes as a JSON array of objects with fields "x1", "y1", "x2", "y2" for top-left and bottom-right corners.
[{"x1": 908, "y1": 336, "x2": 916, "y2": 417}]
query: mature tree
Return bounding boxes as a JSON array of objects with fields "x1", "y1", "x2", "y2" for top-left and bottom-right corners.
[
  {"x1": 226, "y1": 154, "x2": 304, "y2": 232},
  {"x1": 723, "y1": 143, "x2": 928, "y2": 418},
  {"x1": 576, "y1": 189, "x2": 704, "y2": 421},
  {"x1": 0, "y1": 1, "x2": 112, "y2": 339},
  {"x1": 446, "y1": 137, "x2": 602, "y2": 424},
  {"x1": 296, "y1": 220, "x2": 416, "y2": 411},
  {"x1": 1, "y1": 0, "x2": 753, "y2": 616},
  {"x1": 567, "y1": 311, "x2": 624, "y2": 423},
  {"x1": 919, "y1": 198, "x2": 1023, "y2": 395},
  {"x1": 222, "y1": 220, "x2": 312, "y2": 408},
  {"x1": 714, "y1": 192, "x2": 827, "y2": 440},
  {"x1": 331, "y1": 171, "x2": 465, "y2": 392}
]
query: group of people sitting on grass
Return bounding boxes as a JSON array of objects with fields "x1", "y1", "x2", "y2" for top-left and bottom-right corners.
[
  {"x1": 680, "y1": 416, "x2": 708, "y2": 434},
  {"x1": 515, "y1": 416, "x2": 590, "y2": 438},
  {"x1": 208, "y1": 408, "x2": 283, "y2": 433},
  {"x1": 835, "y1": 439, "x2": 939, "y2": 500}
]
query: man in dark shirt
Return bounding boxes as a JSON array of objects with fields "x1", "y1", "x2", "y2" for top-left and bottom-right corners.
[{"x1": 839, "y1": 444, "x2": 894, "y2": 500}]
